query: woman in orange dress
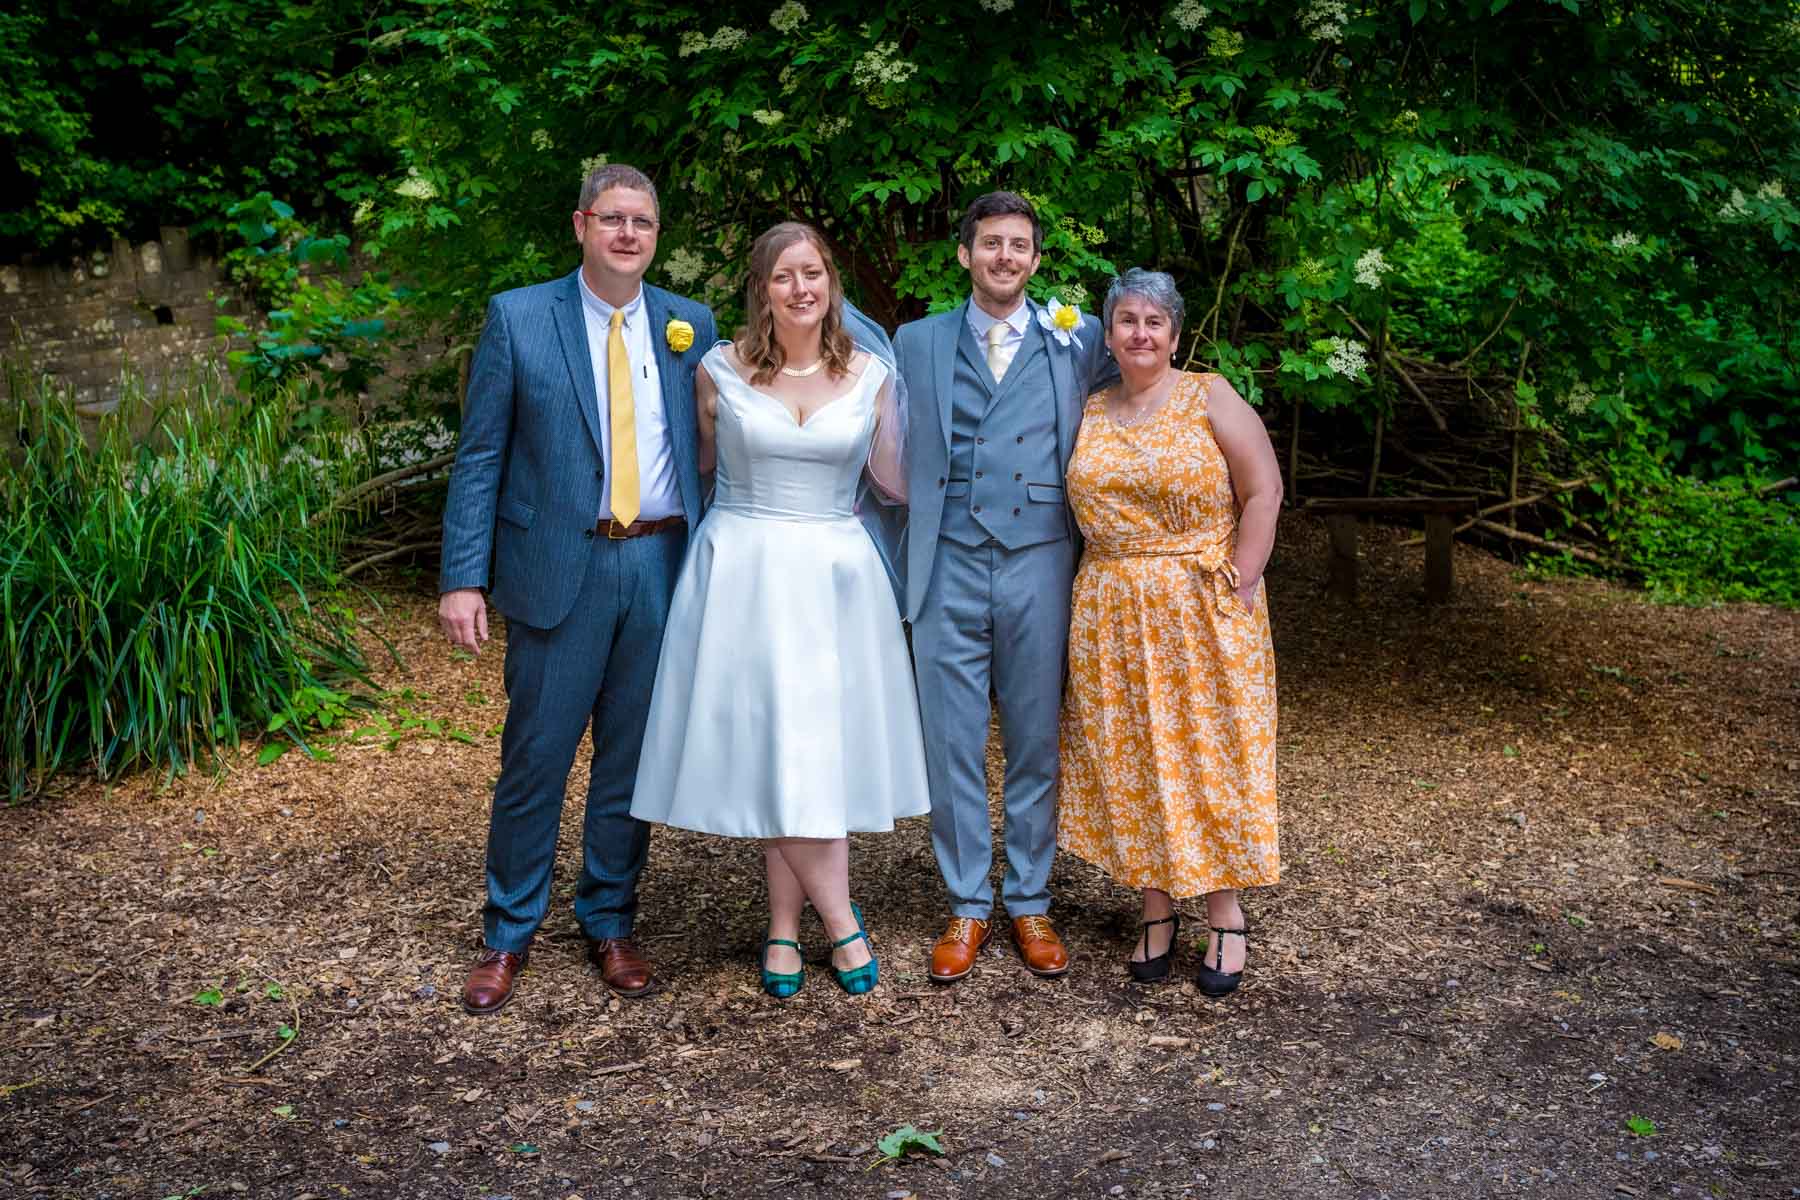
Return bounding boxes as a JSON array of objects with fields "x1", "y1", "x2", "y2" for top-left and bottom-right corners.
[{"x1": 1058, "y1": 268, "x2": 1282, "y2": 995}]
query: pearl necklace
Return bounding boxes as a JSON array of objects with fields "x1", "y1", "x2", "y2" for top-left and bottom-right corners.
[{"x1": 780, "y1": 359, "x2": 825, "y2": 377}]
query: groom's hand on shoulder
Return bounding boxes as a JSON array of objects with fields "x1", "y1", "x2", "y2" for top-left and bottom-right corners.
[{"x1": 439, "y1": 587, "x2": 489, "y2": 654}]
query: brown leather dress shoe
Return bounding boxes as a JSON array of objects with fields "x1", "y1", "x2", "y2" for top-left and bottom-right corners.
[
  {"x1": 587, "y1": 936, "x2": 655, "y2": 997},
  {"x1": 462, "y1": 946, "x2": 527, "y2": 1015},
  {"x1": 930, "y1": 917, "x2": 991, "y2": 983},
  {"x1": 1012, "y1": 915, "x2": 1070, "y2": 977}
]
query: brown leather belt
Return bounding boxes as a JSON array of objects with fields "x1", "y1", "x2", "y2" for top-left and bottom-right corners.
[{"x1": 592, "y1": 514, "x2": 686, "y2": 540}]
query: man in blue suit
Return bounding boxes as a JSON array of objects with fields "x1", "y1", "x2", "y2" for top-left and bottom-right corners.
[
  {"x1": 438, "y1": 163, "x2": 716, "y2": 1014},
  {"x1": 894, "y1": 192, "x2": 1113, "y2": 983}
]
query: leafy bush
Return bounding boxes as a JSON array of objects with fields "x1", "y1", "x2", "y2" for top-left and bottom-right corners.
[
  {"x1": 1602, "y1": 474, "x2": 1800, "y2": 606},
  {"x1": 0, "y1": 367, "x2": 372, "y2": 800}
]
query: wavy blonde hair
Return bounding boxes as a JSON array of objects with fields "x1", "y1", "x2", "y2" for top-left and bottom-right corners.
[{"x1": 736, "y1": 222, "x2": 856, "y2": 386}]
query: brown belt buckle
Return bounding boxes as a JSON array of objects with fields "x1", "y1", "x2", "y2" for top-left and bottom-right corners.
[{"x1": 606, "y1": 517, "x2": 633, "y2": 539}]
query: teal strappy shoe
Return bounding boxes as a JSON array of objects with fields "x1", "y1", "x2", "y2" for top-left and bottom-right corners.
[
  {"x1": 760, "y1": 937, "x2": 805, "y2": 999},
  {"x1": 831, "y1": 903, "x2": 878, "y2": 995}
]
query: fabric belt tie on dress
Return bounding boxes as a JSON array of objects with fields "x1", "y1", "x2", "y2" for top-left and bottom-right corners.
[
  {"x1": 591, "y1": 514, "x2": 686, "y2": 540},
  {"x1": 1086, "y1": 528, "x2": 1246, "y2": 617}
]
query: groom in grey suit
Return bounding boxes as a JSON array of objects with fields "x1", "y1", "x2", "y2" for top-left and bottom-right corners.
[
  {"x1": 893, "y1": 192, "x2": 1112, "y2": 982},
  {"x1": 438, "y1": 163, "x2": 716, "y2": 1014}
]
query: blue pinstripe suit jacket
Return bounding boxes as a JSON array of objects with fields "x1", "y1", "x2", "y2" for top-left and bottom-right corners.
[{"x1": 439, "y1": 270, "x2": 717, "y2": 630}]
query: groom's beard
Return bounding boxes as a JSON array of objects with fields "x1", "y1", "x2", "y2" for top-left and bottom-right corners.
[{"x1": 972, "y1": 276, "x2": 1029, "y2": 312}]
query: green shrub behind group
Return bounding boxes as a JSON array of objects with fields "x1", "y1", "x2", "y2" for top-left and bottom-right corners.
[{"x1": 0, "y1": 368, "x2": 372, "y2": 800}]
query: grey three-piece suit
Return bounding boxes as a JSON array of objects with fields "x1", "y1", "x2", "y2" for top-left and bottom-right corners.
[{"x1": 894, "y1": 299, "x2": 1112, "y2": 918}]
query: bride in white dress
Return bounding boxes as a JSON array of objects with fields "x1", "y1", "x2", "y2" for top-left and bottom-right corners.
[{"x1": 630, "y1": 221, "x2": 928, "y2": 996}]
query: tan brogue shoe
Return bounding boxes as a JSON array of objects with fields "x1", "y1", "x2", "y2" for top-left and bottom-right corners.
[
  {"x1": 587, "y1": 936, "x2": 655, "y2": 997},
  {"x1": 930, "y1": 917, "x2": 991, "y2": 983},
  {"x1": 462, "y1": 946, "x2": 527, "y2": 1015},
  {"x1": 1012, "y1": 915, "x2": 1070, "y2": 978}
]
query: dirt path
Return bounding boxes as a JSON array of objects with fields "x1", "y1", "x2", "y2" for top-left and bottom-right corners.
[{"x1": 3, "y1": 518, "x2": 1797, "y2": 1200}]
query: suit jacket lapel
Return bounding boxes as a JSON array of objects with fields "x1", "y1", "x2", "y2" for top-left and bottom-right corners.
[
  {"x1": 1034, "y1": 299, "x2": 1081, "y2": 468},
  {"x1": 553, "y1": 270, "x2": 606, "y2": 459},
  {"x1": 933, "y1": 306, "x2": 961, "y2": 451},
  {"x1": 643, "y1": 285, "x2": 699, "y2": 523}
]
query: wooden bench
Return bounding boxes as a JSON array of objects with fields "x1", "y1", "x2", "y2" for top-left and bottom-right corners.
[{"x1": 1304, "y1": 496, "x2": 1480, "y2": 604}]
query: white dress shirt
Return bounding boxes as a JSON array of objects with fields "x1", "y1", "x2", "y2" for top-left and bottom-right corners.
[
  {"x1": 965, "y1": 295, "x2": 1031, "y2": 369},
  {"x1": 578, "y1": 273, "x2": 681, "y2": 521}
]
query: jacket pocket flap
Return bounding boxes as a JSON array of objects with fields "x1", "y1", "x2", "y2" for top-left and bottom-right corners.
[
  {"x1": 1025, "y1": 482, "x2": 1065, "y2": 504},
  {"x1": 497, "y1": 496, "x2": 537, "y2": 529},
  {"x1": 943, "y1": 480, "x2": 972, "y2": 499}
]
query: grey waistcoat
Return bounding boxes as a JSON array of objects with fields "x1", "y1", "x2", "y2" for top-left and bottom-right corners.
[{"x1": 939, "y1": 318, "x2": 1069, "y2": 550}]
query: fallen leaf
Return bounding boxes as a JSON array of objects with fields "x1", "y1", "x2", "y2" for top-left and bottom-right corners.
[
  {"x1": 1147, "y1": 1036, "x2": 1192, "y2": 1048},
  {"x1": 1654, "y1": 877, "x2": 1719, "y2": 896},
  {"x1": 826, "y1": 1058, "x2": 862, "y2": 1072},
  {"x1": 461, "y1": 1087, "x2": 484, "y2": 1103},
  {"x1": 1095, "y1": 1148, "x2": 1129, "y2": 1164},
  {"x1": 1650, "y1": 1032, "x2": 1682, "y2": 1051}
]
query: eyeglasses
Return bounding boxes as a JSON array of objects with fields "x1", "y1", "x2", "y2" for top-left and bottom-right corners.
[{"x1": 579, "y1": 210, "x2": 659, "y2": 234}]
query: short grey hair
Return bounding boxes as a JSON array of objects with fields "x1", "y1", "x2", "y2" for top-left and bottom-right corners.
[
  {"x1": 578, "y1": 162, "x2": 659, "y2": 217},
  {"x1": 1102, "y1": 268, "x2": 1186, "y2": 334}
]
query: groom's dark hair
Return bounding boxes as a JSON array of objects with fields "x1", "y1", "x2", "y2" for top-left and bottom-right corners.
[{"x1": 959, "y1": 191, "x2": 1042, "y2": 254}]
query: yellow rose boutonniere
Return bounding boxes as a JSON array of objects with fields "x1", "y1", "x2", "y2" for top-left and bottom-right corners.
[{"x1": 665, "y1": 318, "x2": 696, "y2": 353}]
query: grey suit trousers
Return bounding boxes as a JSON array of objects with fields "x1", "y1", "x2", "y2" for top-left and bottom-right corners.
[{"x1": 911, "y1": 535, "x2": 1075, "y2": 918}]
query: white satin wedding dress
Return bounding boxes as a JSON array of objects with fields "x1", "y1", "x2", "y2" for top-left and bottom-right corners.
[{"x1": 629, "y1": 344, "x2": 929, "y2": 838}]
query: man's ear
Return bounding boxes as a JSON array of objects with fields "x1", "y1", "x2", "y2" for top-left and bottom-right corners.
[{"x1": 955, "y1": 242, "x2": 972, "y2": 270}]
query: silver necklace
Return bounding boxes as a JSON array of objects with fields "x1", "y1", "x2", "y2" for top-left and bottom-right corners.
[{"x1": 781, "y1": 359, "x2": 825, "y2": 377}]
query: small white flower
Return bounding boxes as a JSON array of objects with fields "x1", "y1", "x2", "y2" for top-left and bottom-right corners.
[
  {"x1": 664, "y1": 248, "x2": 706, "y2": 288},
  {"x1": 529, "y1": 128, "x2": 554, "y2": 152},
  {"x1": 709, "y1": 26, "x2": 748, "y2": 52},
  {"x1": 1754, "y1": 180, "x2": 1786, "y2": 202},
  {"x1": 1717, "y1": 187, "x2": 1750, "y2": 220},
  {"x1": 394, "y1": 170, "x2": 437, "y2": 201},
  {"x1": 1302, "y1": 0, "x2": 1348, "y2": 41},
  {"x1": 1564, "y1": 382, "x2": 1596, "y2": 415},
  {"x1": 979, "y1": 0, "x2": 1016, "y2": 11},
  {"x1": 1324, "y1": 336, "x2": 1368, "y2": 379},
  {"x1": 1353, "y1": 247, "x2": 1393, "y2": 289},
  {"x1": 677, "y1": 30, "x2": 708, "y2": 57},
  {"x1": 1170, "y1": 0, "x2": 1210, "y2": 31},
  {"x1": 816, "y1": 115, "x2": 851, "y2": 139},
  {"x1": 1609, "y1": 231, "x2": 1640, "y2": 251},
  {"x1": 769, "y1": 1, "x2": 808, "y2": 33},
  {"x1": 352, "y1": 199, "x2": 374, "y2": 225},
  {"x1": 1063, "y1": 282, "x2": 1089, "y2": 308},
  {"x1": 852, "y1": 41, "x2": 918, "y2": 98},
  {"x1": 751, "y1": 108, "x2": 784, "y2": 126},
  {"x1": 722, "y1": 132, "x2": 742, "y2": 155},
  {"x1": 579, "y1": 153, "x2": 609, "y2": 181}
]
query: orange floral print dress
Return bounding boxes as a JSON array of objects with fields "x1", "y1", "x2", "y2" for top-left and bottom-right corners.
[{"x1": 1057, "y1": 371, "x2": 1279, "y2": 899}]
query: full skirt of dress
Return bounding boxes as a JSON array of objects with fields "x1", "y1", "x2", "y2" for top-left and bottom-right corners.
[{"x1": 629, "y1": 507, "x2": 931, "y2": 838}]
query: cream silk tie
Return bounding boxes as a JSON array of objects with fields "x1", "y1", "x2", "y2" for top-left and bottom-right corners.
[
  {"x1": 985, "y1": 321, "x2": 1017, "y2": 384},
  {"x1": 607, "y1": 308, "x2": 640, "y2": 529}
]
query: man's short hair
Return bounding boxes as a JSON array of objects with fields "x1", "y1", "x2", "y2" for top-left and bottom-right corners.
[
  {"x1": 958, "y1": 191, "x2": 1042, "y2": 254},
  {"x1": 578, "y1": 162, "x2": 659, "y2": 217}
]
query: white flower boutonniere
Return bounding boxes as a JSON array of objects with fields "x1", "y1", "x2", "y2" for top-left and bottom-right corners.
[
  {"x1": 665, "y1": 318, "x2": 696, "y2": 353},
  {"x1": 1037, "y1": 298, "x2": 1084, "y2": 350}
]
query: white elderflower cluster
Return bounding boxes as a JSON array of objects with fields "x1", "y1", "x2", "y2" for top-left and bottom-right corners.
[
  {"x1": 979, "y1": 0, "x2": 1016, "y2": 12},
  {"x1": 1717, "y1": 187, "x2": 1750, "y2": 219},
  {"x1": 852, "y1": 41, "x2": 918, "y2": 91},
  {"x1": 1755, "y1": 179, "x2": 1786, "y2": 202},
  {"x1": 769, "y1": 2, "x2": 808, "y2": 33},
  {"x1": 530, "y1": 128, "x2": 554, "y2": 152},
  {"x1": 1171, "y1": 0, "x2": 1210, "y2": 31},
  {"x1": 394, "y1": 170, "x2": 437, "y2": 201},
  {"x1": 816, "y1": 115, "x2": 851, "y2": 138},
  {"x1": 579, "y1": 153, "x2": 609, "y2": 180},
  {"x1": 710, "y1": 26, "x2": 748, "y2": 52},
  {"x1": 1353, "y1": 247, "x2": 1393, "y2": 289},
  {"x1": 1303, "y1": 0, "x2": 1349, "y2": 41},
  {"x1": 677, "y1": 30, "x2": 708, "y2": 57},
  {"x1": 1563, "y1": 382, "x2": 1596, "y2": 415},
  {"x1": 778, "y1": 64, "x2": 797, "y2": 93},
  {"x1": 1061, "y1": 282, "x2": 1089, "y2": 308},
  {"x1": 664, "y1": 247, "x2": 706, "y2": 287},
  {"x1": 1323, "y1": 336, "x2": 1368, "y2": 379},
  {"x1": 1609, "y1": 231, "x2": 1640, "y2": 250},
  {"x1": 751, "y1": 108, "x2": 784, "y2": 126},
  {"x1": 352, "y1": 199, "x2": 374, "y2": 225}
]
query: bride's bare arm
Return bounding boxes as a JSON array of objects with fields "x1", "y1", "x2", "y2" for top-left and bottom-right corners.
[
  {"x1": 696, "y1": 361, "x2": 720, "y2": 478},
  {"x1": 865, "y1": 373, "x2": 907, "y2": 504}
]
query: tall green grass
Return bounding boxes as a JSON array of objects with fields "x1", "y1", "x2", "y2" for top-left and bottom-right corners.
[{"x1": 1, "y1": 365, "x2": 372, "y2": 800}]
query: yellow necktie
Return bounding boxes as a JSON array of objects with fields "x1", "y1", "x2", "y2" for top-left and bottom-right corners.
[
  {"x1": 986, "y1": 321, "x2": 1016, "y2": 384},
  {"x1": 607, "y1": 308, "x2": 640, "y2": 529}
]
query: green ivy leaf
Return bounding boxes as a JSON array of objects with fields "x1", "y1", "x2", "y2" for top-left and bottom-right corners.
[{"x1": 877, "y1": 1125, "x2": 945, "y2": 1159}]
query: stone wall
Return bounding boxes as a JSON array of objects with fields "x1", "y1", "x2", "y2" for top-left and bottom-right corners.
[{"x1": 0, "y1": 228, "x2": 242, "y2": 413}]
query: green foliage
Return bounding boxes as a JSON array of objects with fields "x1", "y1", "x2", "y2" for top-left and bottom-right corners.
[
  {"x1": 1625, "y1": 1116, "x2": 1658, "y2": 1137},
  {"x1": 0, "y1": 366, "x2": 372, "y2": 801},
  {"x1": 876, "y1": 1124, "x2": 944, "y2": 1159},
  {"x1": 1597, "y1": 471, "x2": 1799, "y2": 606}
]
